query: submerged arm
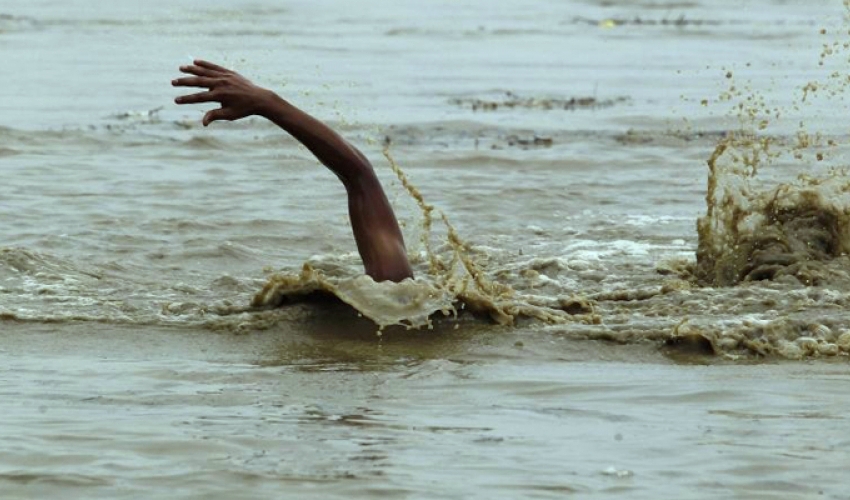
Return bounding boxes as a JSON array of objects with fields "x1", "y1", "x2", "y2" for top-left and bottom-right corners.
[{"x1": 172, "y1": 60, "x2": 413, "y2": 282}]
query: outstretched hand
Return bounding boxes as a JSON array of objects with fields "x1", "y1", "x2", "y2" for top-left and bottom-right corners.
[{"x1": 172, "y1": 60, "x2": 279, "y2": 126}]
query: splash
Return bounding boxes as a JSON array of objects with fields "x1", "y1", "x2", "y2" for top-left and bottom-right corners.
[
  {"x1": 250, "y1": 148, "x2": 597, "y2": 329},
  {"x1": 697, "y1": 153, "x2": 850, "y2": 286},
  {"x1": 252, "y1": 264, "x2": 457, "y2": 329},
  {"x1": 695, "y1": 10, "x2": 850, "y2": 287}
]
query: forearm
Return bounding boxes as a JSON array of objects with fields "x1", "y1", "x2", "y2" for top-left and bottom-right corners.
[
  {"x1": 261, "y1": 94, "x2": 412, "y2": 280},
  {"x1": 260, "y1": 94, "x2": 374, "y2": 188}
]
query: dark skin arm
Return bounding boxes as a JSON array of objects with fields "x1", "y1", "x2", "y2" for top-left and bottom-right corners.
[{"x1": 172, "y1": 60, "x2": 413, "y2": 282}]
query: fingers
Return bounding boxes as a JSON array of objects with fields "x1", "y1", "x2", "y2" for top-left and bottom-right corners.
[
  {"x1": 171, "y1": 76, "x2": 217, "y2": 88},
  {"x1": 174, "y1": 91, "x2": 217, "y2": 105},
  {"x1": 172, "y1": 59, "x2": 241, "y2": 125},
  {"x1": 202, "y1": 108, "x2": 239, "y2": 126},
  {"x1": 178, "y1": 64, "x2": 219, "y2": 77},
  {"x1": 194, "y1": 60, "x2": 231, "y2": 73}
]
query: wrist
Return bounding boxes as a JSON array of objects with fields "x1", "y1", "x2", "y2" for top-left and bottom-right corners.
[{"x1": 257, "y1": 91, "x2": 291, "y2": 120}]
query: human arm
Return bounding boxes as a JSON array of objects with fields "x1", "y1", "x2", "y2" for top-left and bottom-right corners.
[{"x1": 172, "y1": 60, "x2": 413, "y2": 282}]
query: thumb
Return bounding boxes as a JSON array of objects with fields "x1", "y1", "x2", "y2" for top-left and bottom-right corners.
[{"x1": 203, "y1": 108, "x2": 237, "y2": 127}]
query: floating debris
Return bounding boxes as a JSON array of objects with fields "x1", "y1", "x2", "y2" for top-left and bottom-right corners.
[
  {"x1": 450, "y1": 92, "x2": 629, "y2": 112},
  {"x1": 572, "y1": 15, "x2": 725, "y2": 28}
]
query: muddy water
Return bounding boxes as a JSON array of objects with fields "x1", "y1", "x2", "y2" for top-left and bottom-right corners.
[{"x1": 2, "y1": 0, "x2": 850, "y2": 498}]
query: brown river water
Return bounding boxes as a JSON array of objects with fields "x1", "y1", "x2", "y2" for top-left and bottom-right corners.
[{"x1": 2, "y1": 0, "x2": 850, "y2": 498}]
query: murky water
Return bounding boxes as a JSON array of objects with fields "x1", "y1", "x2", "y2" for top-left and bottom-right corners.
[{"x1": 2, "y1": 0, "x2": 850, "y2": 498}]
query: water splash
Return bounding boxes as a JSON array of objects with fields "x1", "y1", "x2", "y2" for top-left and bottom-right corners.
[
  {"x1": 696, "y1": 8, "x2": 850, "y2": 287},
  {"x1": 250, "y1": 148, "x2": 597, "y2": 329}
]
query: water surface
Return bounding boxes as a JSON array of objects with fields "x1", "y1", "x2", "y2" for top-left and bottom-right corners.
[{"x1": 2, "y1": 0, "x2": 850, "y2": 498}]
